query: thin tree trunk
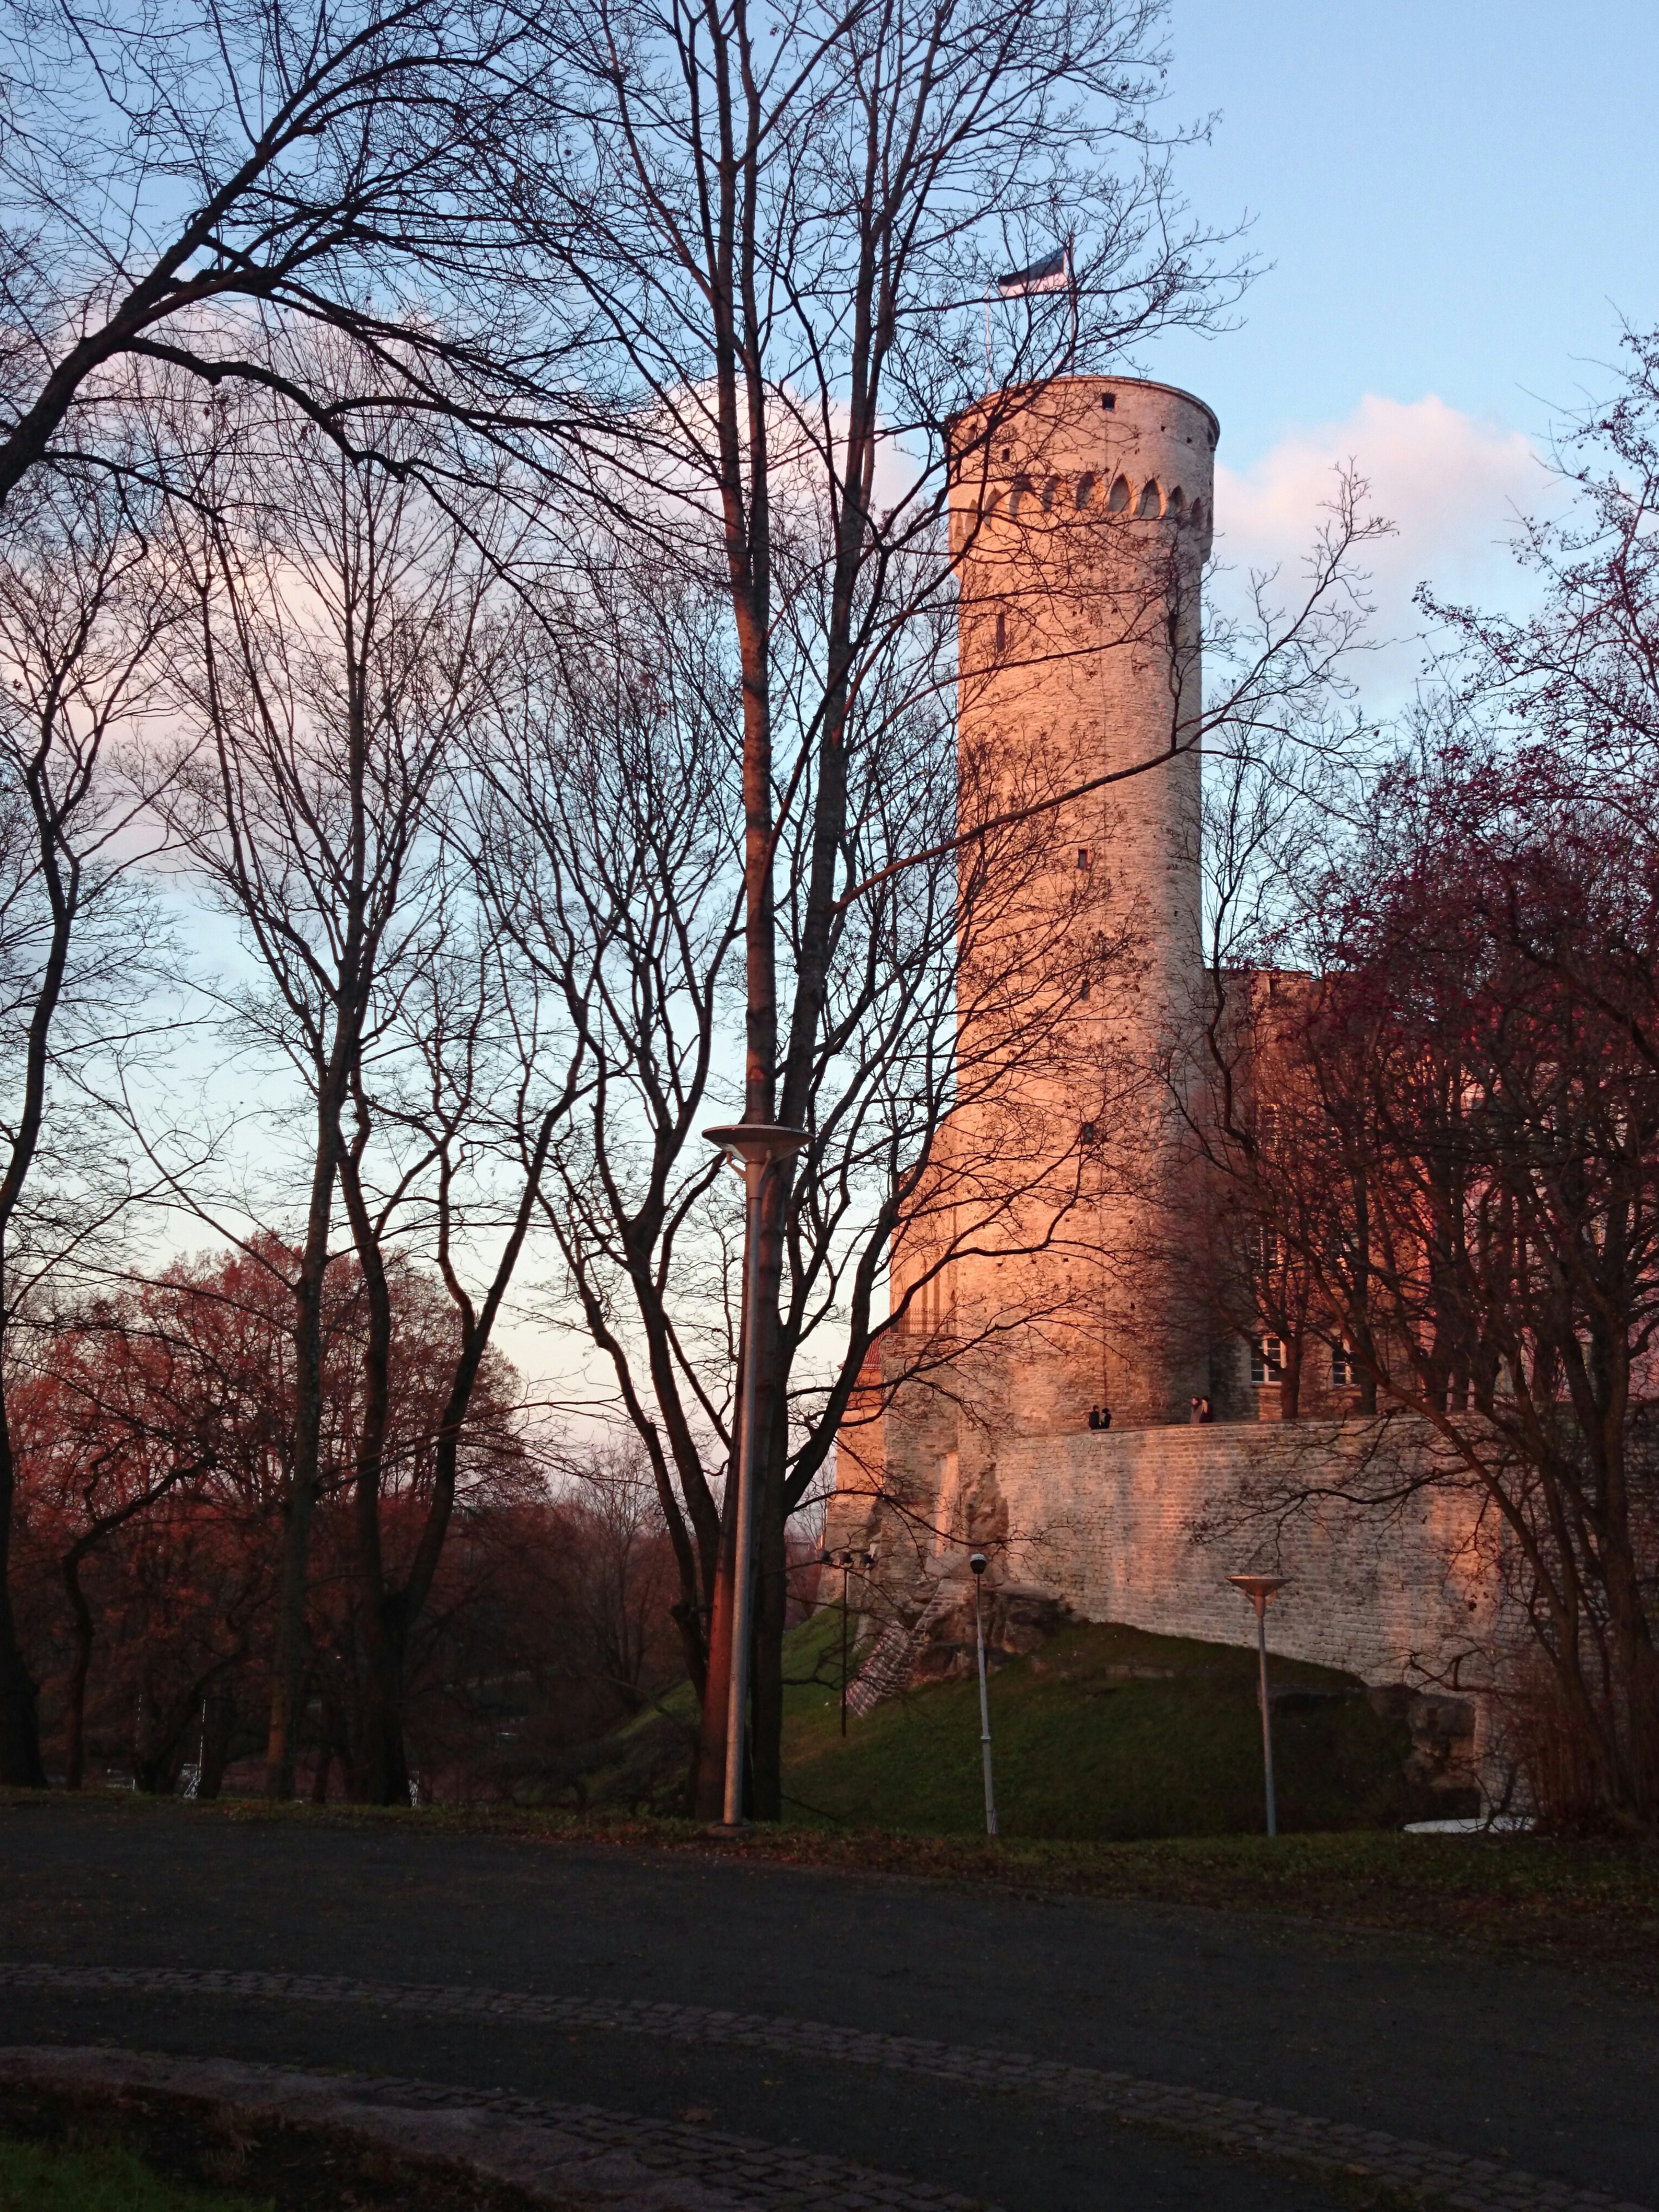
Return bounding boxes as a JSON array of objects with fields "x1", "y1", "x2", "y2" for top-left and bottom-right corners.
[
  {"x1": 265, "y1": 1125, "x2": 342, "y2": 1797},
  {"x1": 749, "y1": 1408, "x2": 790, "y2": 1822},
  {"x1": 693, "y1": 1480, "x2": 739, "y2": 1821},
  {"x1": 0, "y1": 1392, "x2": 44, "y2": 1787},
  {"x1": 338, "y1": 1140, "x2": 406, "y2": 1807},
  {"x1": 61, "y1": 1550, "x2": 94, "y2": 1792},
  {"x1": 198, "y1": 1688, "x2": 236, "y2": 1800},
  {"x1": 0, "y1": 755, "x2": 82, "y2": 1786},
  {"x1": 744, "y1": 1167, "x2": 794, "y2": 1821}
]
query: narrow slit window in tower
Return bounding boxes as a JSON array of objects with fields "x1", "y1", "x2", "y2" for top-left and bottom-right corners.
[
  {"x1": 1101, "y1": 392, "x2": 1116, "y2": 411},
  {"x1": 1077, "y1": 846, "x2": 1092, "y2": 870}
]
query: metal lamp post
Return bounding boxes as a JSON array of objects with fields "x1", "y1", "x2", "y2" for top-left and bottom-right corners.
[
  {"x1": 969, "y1": 1550, "x2": 999, "y2": 1838},
  {"x1": 822, "y1": 1546, "x2": 875, "y2": 1735},
  {"x1": 704, "y1": 1121, "x2": 808, "y2": 1830},
  {"x1": 1228, "y1": 1573, "x2": 1288, "y2": 1837}
]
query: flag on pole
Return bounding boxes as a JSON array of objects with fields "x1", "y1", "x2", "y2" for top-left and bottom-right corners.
[{"x1": 996, "y1": 242, "x2": 1071, "y2": 298}]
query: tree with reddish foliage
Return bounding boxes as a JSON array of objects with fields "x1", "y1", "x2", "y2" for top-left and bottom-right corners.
[
  {"x1": 1197, "y1": 333, "x2": 1659, "y2": 1828},
  {"x1": 13, "y1": 1238, "x2": 546, "y2": 1797}
]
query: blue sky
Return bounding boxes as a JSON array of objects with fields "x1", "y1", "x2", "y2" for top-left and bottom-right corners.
[
  {"x1": 1124, "y1": 0, "x2": 1659, "y2": 659},
  {"x1": 1152, "y1": 0, "x2": 1659, "y2": 463}
]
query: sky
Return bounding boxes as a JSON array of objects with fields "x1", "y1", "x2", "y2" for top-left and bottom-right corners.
[
  {"x1": 1140, "y1": 0, "x2": 1659, "y2": 663},
  {"x1": 127, "y1": 3, "x2": 1659, "y2": 1400}
]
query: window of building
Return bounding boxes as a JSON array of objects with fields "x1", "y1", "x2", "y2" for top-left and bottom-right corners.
[
  {"x1": 1077, "y1": 846, "x2": 1091, "y2": 870},
  {"x1": 1250, "y1": 1336, "x2": 1284, "y2": 1385},
  {"x1": 1101, "y1": 392, "x2": 1116, "y2": 412},
  {"x1": 1167, "y1": 486, "x2": 1186, "y2": 517},
  {"x1": 994, "y1": 611, "x2": 1006, "y2": 654},
  {"x1": 1136, "y1": 478, "x2": 1163, "y2": 519},
  {"x1": 1076, "y1": 473, "x2": 1095, "y2": 509},
  {"x1": 1258, "y1": 1101, "x2": 1282, "y2": 1154},
  {"x1": 1107, "y1": 473, "x2": 1131, "y2": 513},
  {"x1": 1331, "y1": 1341, "x2": 1354, "y2": 1387},
  {"x1": 1247, "y1": 1224, "x2": 1281, "y2": 1274}
]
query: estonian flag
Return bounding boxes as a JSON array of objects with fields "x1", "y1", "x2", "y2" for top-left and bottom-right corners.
[{"x1": 996, "y1": 243, "x2": 1071, "y2": 298}]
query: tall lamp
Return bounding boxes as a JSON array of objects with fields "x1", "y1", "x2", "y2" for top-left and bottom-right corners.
[
  {"x1": 704, "y1": 1121, "x2": 808, "y2": 1829},
  {"x1": 1228, "y1": 1573, "x2": 1288, "y2": 1837}
]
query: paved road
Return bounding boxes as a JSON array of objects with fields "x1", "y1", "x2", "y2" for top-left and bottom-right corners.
[{"x1": 0, "y1": 1800, "x2": 1652, "y2": 2210}]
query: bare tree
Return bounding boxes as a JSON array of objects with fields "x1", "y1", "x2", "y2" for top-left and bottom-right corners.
[
  {"x1": 494, "y1": 0, "x2": 1265, "y2": 1815},
  {"x1": 1187, "y1": 340, "x2": 1659, "y2": 1828},
  {"x1": 150, "y1": 378, "x2": 529, "y2": 1798},
  {"x1": 330, "y1": 856, "x2": 584, "y2": 1801},
  {"x1": 471, "y1": 539, "x2": 1150, "y2": 1816},
  {"x1": 0, "y1": 0, "x2": 578, "y2": 511},
  {"x1": 0, "y1": 469, "x2": 175, "y2": 1783}
]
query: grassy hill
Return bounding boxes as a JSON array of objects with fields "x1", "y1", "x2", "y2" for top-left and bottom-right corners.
[{"x1": 778, "y1": 1608, "x2": 1436, "y2": 1839}]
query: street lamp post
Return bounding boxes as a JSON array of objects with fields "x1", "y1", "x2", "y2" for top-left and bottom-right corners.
[
  {"x1": 704, "y1": 1121, "x2": 808, "y2": 1830},
  {"x1": 1228, "y1": 1573, "x2": 1288, "y2": 1837},
  {"x1": 969, "y1": 1550, "x2": 998, "y2": 1838},
  {"x1": 822, "y1": 1547, "x2": 875, "y2": 1735}
]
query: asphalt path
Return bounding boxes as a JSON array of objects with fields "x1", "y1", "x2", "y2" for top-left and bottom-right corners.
[{"x1": 0, "y1": 1800, "x2": 1652, "y2": 2210}]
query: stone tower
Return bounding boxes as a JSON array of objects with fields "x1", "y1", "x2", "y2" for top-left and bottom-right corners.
[{"x1": 828, "y1": 373, "x2": 1219, "y2": 1581}]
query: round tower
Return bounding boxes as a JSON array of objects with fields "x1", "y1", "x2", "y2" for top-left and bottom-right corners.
[{"x1": 946, "y1": 373, "x2": 1218, "y2": 1426}]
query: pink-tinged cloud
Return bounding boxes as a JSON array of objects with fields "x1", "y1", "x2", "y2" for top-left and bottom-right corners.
[{"x1": 1212, "y1": 395, "x2": 1554, "y2": 685}]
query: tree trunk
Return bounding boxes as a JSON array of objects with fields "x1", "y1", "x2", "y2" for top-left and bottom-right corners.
[
  {"x1": 339, "y1": 1150, "x2": 407, "y2": 1807},
  {"x1": 265, "y1": 1107, "x2": 343, "y2": 1798},
  {"x1": 198, "y1": 1688, "x2": 237, "y2": 1800},
  {"x1": 0, "y1": 1393, "x2": 45, "y2": 1787},
  {"x1": 748, "y1": 1426, "x2": 790, "y2": 1821},
  {"x1": 61, "y1": 1550, "x2": 94, "y2": 1791},
  {"x1": 733, "y1": 1160, "x2": 794, "y2": 1820},
  {"x1": 693, "y1": 1474, "x2": 739, "y2": 1821},
  {"x1": 1279, "y1": 1333, "x2": 1302, "y2": 1422}
]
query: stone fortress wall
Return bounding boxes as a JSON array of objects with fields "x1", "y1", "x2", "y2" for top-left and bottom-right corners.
[
  {"x1": 997, "y1": 1423, "x2": 1495, "y2": 1688},
  {"x1": 827, "y1": 373, "x2": 1512, "y2": 1783}
]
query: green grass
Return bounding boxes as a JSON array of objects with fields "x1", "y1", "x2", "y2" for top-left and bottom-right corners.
[
  {"x1": 0, "y1": 2134, "x2": 270, "y2": 2212},
  {"x1": 779, "y1": 1609, "x2": 1427, "y2": 1839}
]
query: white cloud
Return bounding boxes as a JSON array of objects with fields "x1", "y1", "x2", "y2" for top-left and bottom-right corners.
[{"x1": 1212, "y1": 395, "x2": 1557, "y2": 692}]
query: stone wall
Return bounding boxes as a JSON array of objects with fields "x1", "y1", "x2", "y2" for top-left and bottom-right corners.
[{"x1": 991, "y1": 1419, "x2": 1500, "y2": 1689}]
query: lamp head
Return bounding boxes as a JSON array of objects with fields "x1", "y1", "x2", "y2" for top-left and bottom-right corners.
[
  {"x1": 969, "y1": 1551, "x2": 987, "y2": 1577},
  {"x1": 702, "y1": 1121, "x2": 809, "y2": 1173},
  {"x1": 1228, "y1": 1573, "x2": 1288, "y2": 1608}
]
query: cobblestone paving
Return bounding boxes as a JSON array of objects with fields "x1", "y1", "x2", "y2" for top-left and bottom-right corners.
[
  {"x1": 0, "y1": 1960, "x2": 1646, "y2": 2212},
  {"x1": 0, "y1": 2043, "x2": 990, "y2": 2212}
]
